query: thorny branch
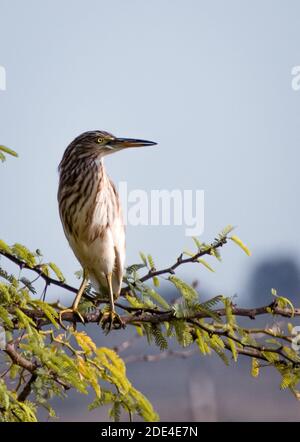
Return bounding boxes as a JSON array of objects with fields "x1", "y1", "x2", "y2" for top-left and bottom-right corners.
[
  {"x1": 4, "y1": 342, "x2": 36, "y2": 373},
  {"x1": 0, "y1": 236, "x2": 227, "y2": 299},
  {"x1": 3, "y1": 236, "x2": 299, "y2": 324},
  {"x1": 17, "y1": 374, "x2": 37, "y2": 402},
  {"x1": 1, "y1": 237, "x2": 300, "y2": 404},
  {"x1": 137, "y1": 236, "x2": 228, "y2": 284},
  {"x1": 18, "y1": 299, "x2": 299, "y2": 325},
  {"x1": 3, "y1": 341, "x2": 70, "y2": 402},
  {"x1": 0, "y1": 250, "x2": 79, "y2": 295}
]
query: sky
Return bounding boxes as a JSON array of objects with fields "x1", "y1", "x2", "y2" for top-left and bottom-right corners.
[{"x1": 1, "y1": 0, "x2": 300, "y2": 305}]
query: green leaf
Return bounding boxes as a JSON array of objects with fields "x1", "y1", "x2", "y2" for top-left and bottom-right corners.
[
  {"x1": 139, "y1": 252, "x2": 148, "y2": 266},
  {"x1": 151, "y1": 324, "x2": 168, "y2": 350},
  {"x1": 195, "y1": 329, "x2": 209, "y2": 355},
  {"x1": 280, "y1": 372, "x2": 295, "y2": 390},
  {"x1": 172, "y1": 301, "x2": 192, "y2": 319},
  {"x1": 126, "y1": 294, "x2": 145, "y2": 309},
  {"x1": 15, "y1": 308, "x2": 36, "y2": 329},
  {"x1": 9, "y1": 364, "x2": 20, "y2": 380},
  {"x1": 173, "y1": 320, "x2": 193, "y2": 347},
  {"x1": 224, "y1": 298, "x2": 235, "y2": 326},
  {"x1": 261, "y1": 351, "x2": 280, "y2": 363},
  {"x1": 273, "y1": 292, "x2": 295, "y2": 318},
  {"x1": 230, "y1": 235, "x2": 251, "y2": 256},
  {"x1": 251, "y1": 358, "x2": 260, "y2": 377},
  {"x1": 210, "y1": 247, "x2": 222, "y2": 261},
  {"x1": 228, "y1": 337, "x2": 238, "y2": 362},
  {"x1": 0, "y1": 145, "x2": 18, "y2": 158},
  {"x1": 129, "y1": 387, "x2": 159, "y2": 422},
  {"x1": 208, "y1": 335, "x2": 229, "y2": 365},
  {"x1": 109, "y1": 401, "x2": 121, "y2": 422},
  {"x1": 0, "y1": 240, "x2": 11, "y2": 254},
  {"x1": 169, "y1": 276, "x2": 198, "y2": 302},
  {"x1": 49, "y1": 262, "x2": 65, "y2": 282},
  {"x1": 152, "y1": 276, "x2": 160, "y2": 287},
  {"x1": 219, "y1": 225, "x2": 235, "y2": 238},
  {"x1": 194, "y1": 302, "x2": 222, "y2": 322},
  {"x1": 192, "y1": 237, "x2": 203, "y2": 250},
  {"x1": 12, "y1": 244, "x2": 36, "y2": 267},
  {"x1": 0, "y1": 305, "x2": 13, "y2": 327},
  {"x1": 147, "y1": 254, "x2": 155, "y2": 270},
  {"x1": 279, "y1": 297, "x2": 295, "y2": 317},
  {"x1": 197, "y1": 258, "x2": 215, "y2": 272},
  {"x1": 29, "y1": 300, "x2": 59, "y2": 329},
  {"x1": 74, "y1": 331, "x2": 96, "y2": 355},
  {"x1": 40, "y1": 264, "x2": 50, "y2": 277},
  {"x1": 145, "y1": 288, "x2": 170, "y2": 310},
  {"x1": 200, "y1": 295, "x2": 223, "y2": 310}
]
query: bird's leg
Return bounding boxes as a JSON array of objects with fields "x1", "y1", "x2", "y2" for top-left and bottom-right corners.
[
  {"x1": 100, "y1": 273, "x2": 124, "y2": 332},
  {"x1": 73, "y1": 273, "x2": 89, "y2": 312},
  {"x1": 59, "y1": 271, "x2": 89, "y2": 327},
  {"x1": 107, "y1": 273, "x2": 116, "y2": 315}
]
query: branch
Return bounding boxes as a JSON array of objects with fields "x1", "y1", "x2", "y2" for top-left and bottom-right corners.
[
  {"x1": 17, "y1": 374, "x2": 37, "y2": 402},
  {"x1": 4, "y1": 342, "x2": 37, "y2": 373},
  {"x1": 4, "y1": 341, "x2": 70, "y2": 398},
  {"x1": 4, "y1": 239, "x2": 297, "y2": 327},
  {"x1": 36, "y1": 300, "x2": 297, "y2": 325},
  {"x1": 188, "y1": 319, "x2": 298, "y2": 367},
  {"x1": 0, "y1": 236, "x2": 227, "y2": 299},
  {"x1": 1, "y1": 236, "x2": 299, "y2": 374},
  {"x1": 137, "y1": 236, "x2": 227, "y2": 284},
  {"x1": 0, "y1": 250, "x2": 78, "y2": 294}
]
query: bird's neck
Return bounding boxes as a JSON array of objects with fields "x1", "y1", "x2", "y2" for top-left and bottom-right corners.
[
  {"x1": 96, "y1": 157, "x2": 107, "y2": 178},
  {"x1": 93, "y1": 157, "x2": 114, "y2": 192}
]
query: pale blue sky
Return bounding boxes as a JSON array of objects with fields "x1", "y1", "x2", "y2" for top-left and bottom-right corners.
[{"x1": 1, "y1": 0, "x2": 300, "y2": 303}]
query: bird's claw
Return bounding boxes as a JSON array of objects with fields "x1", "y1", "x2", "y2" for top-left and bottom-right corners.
[
  {"x1": 59, "y1": 308, "x2": 85, "y2": 329},
  {"x1": 100, "y1": 311, "x2": 124, "y2": 333}
]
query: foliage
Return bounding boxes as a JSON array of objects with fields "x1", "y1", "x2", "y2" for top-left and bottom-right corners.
[
  {"x1": 1, "y1": 147, "x2": 300, "y2": 421},
  {"x1": 0, "y1": 145, "x2": 18, "y2": 162}
]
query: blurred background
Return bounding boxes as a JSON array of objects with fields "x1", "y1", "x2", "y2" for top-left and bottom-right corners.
[{"x1": 1, "y1": 0, "x2": 300, "y2": 421}]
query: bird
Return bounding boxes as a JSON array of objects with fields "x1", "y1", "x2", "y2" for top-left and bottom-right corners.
[{"x1": 57, "y1": 130, "x2": 157, "y2": 330}]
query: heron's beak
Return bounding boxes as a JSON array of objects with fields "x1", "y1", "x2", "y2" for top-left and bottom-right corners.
[{"x1": 110, "y1": 137, "x2": 157, "y2": 149}]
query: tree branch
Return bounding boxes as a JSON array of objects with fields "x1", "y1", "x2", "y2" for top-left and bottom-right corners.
[
  {"x1": 44, "y1": 300, "x2": 298, "y2": 325},
  {"x1": 0, "y1": 236, "x2": 227, "y2": 299},
  {"x1": 137, "y1": 236, "x2": 227, "y2": 284},
  {"x1": 17, "y1": 374, "x2": 37, "y2": 402},
  {"x1": 4, "y1": 342, "x2": 37, "y2": 373},
  {"x1": 1, "y1": 239, "x2": 299, "y2": 372},
  {"x1": 4, "y1": 341, "x2": 70, "y2": 398},
  {"x1": 0, "y1": 250, "x2": 78, "y2": 294}
]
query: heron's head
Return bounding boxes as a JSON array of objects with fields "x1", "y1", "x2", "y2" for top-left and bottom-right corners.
[{"x1": 69, "y1": 130, "x2": 157, "y2": 159}]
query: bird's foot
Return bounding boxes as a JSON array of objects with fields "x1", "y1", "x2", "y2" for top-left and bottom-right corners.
[
  {"x1": 58, "y1": 307, "x2": 85, "y2": 329},
  {"x1": 100, "y1": 310, "x2": 124, "y2": 333}
]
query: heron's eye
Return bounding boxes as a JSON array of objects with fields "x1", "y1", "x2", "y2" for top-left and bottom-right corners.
[{"x1": 97, "y1": 137, "x2": 104, "y2": 144}]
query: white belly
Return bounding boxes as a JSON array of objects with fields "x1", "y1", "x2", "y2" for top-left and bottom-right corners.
[{"x1": 68, "y1": 213, "x2": 126, "y2": 297}]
